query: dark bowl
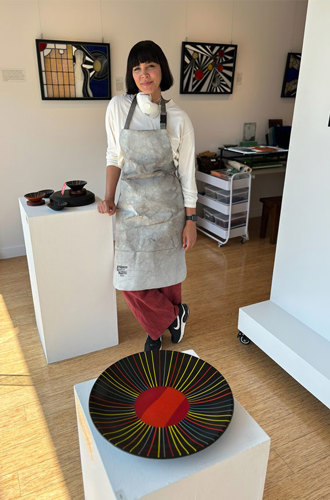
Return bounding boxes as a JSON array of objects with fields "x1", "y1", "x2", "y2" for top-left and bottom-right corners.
[
  {"x1": 40, "y1": 189, "x2": 54, "y2": 199},
  {"x1": 48, "y1": 199, "x2": 68, "y2": 211},
  {"x1": 24, "y1": 191, "x2": 46, "y2": 203},
  {"x1": 66, "y1": 180, "x2": 87, "y2": 191}
]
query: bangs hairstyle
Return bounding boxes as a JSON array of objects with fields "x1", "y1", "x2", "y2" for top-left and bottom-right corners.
[{"x1": 125, "y1": 40, "x2": 174, "y2": 94}]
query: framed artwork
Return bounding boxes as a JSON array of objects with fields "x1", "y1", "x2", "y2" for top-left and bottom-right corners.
[
  {"x1": 35, "y1": 39, "x2": 111, "y2": 100},
  {"x1": 180, "y1": 41, "x2": 237, "y2": 94},
  {"x1": 243, "y1": 122, "x2": 256, "y2": 141},
  {"x1": 281, "y1": 52, "x2": 301, "y2": 98}
]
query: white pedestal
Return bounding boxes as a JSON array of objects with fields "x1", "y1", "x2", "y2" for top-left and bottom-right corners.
[
  {"x1": 19, "y1": 197, "x2": 118, "y2": 363},
  {"x1": 74, "y1": 350, "x2": 270, "y2": 500},
  {"x1": 238, "y1": 300, "x2": 330, "y2": 408}
]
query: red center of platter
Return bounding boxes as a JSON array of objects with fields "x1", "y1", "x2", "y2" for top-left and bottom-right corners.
[{"x1": 135, "y1": 386, "x2": 189, "y2": 427}]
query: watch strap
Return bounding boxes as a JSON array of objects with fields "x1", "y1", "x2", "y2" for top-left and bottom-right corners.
[{"x1": 186, "y1": 215, "x2": 197, "y2": 222}]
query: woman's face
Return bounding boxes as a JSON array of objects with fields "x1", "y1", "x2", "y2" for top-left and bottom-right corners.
[{"x1": 132, "y1": 61, "x2": 162, "y2": 100}]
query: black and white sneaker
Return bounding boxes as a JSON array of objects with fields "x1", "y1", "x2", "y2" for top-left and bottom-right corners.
[
  {"x1": 168, "y1": 304, "x2": 189, "y2": 344},
  {"x1": 144, "y1": 335, "x2": 162, "y2": 352}
]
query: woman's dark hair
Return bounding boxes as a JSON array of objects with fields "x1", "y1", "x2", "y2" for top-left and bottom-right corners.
[{"x1": 125, "y1": 40, "x2": 174, "y2": 94}]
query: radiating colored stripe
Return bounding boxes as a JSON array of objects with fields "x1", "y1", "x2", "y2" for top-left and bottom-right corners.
[
  {"x1": 171, "y1": 425, "x2": 189, "y2": 454},
  {"x1": 139, "y1": 352, "x2": 153, "y2": 388},
  {"x1": 167, "y1": 351, "x2": 180, "y2": 386},
  {"x1": 184, "y1": 416, "x2": 225, "y2": 431},
  {"x1": 187, "y1": 378, "x2": 226, "y2": 399},
  {"x1": 164, "y1": 351, "x2": 174, "y2": 386},
  {"x1": 113, "y1": 363, "x2": 143, "y2": 393},
  {"x1": 151, "y1": 351, "x2": 158, "y2": 387},
  {"x1": 173, "y1": 356, "x2": 192, "y2": 390},
  {"x1": 101, "y1": 371, "x2": 139, "y2": 398},
  {"x1": 184, "y1": 366, "x2": 214, "y2": 396},
  {"x1": 145, "y1": 351, "x2": 155, "y2": 388},
  {"x1": 168, "y1": 426, "x2": 181, "y2": 456},
  {"x1": 132, "y1": 354, "x2": 149, "y2": 388},
  {"x1": 157, "y1": 427, "x2": 161, "y2": 458},
  {"x1": 165, "y1": 426, "x2": 174, "y2": 457},
  {"x1": 172, "y1": 425, "x2": 196, "y2": 452},
  {"x1": 129, "y1": 425, "x2": 151, "y2": 453},
  {"x1": 146, "y1": 427, "x2": 158, "y2": 457},
  {"x1": 177, "y1": 357, "x2": 203, "y2": 392},
  {"x1": 170, "y1": 353, "x2": 185, "y2": 387}
]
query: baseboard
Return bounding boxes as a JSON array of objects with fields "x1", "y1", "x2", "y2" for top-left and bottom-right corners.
[{"x1": 0, "y1": 245, "x2": 26, "y2": 259}]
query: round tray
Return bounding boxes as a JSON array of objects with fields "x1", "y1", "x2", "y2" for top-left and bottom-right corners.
[
  {"x1": 89, "y1": 350, "x2": 234, "y2": 459},
  {"x1": 50, "y1": 189, "x2": 95, "y2": 207}
]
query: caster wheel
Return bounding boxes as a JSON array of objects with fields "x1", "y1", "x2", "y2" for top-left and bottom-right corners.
[
  {"x1": 237, "y1": 331, "x2": 251, "y2": 345},
  {"x1": 241, "y1": 237, "x2": 247, "y2": 244}
]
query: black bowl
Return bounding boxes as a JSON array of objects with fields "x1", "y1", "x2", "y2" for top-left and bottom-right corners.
[
  {"x1": 48, "y1": 199, "x2": 68, "y2": 211},
  {"x1": 66, "y1": 180, "x2": 87, "y2": 191},
  {"x1": 40, "y1": 189, "x2": 54, "y2": 199},
  {"x1": 24, "y1": 191, "x2": 46, "y2": 203}
]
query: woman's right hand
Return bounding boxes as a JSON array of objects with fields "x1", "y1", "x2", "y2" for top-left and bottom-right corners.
[{"x1": 98, "y1": 199, "x2": 117, "y2": 216}]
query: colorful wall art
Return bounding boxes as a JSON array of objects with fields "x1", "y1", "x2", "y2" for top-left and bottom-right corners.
[
  {"x1": 281, "y1": 52, "x2": 301, "y2": 98},
  {"x1": 180, "y1": 41, "x2": 237, "y2": 94},
  {"x1": 35, "y1": 39, "x2": 111, "y2": 100}
]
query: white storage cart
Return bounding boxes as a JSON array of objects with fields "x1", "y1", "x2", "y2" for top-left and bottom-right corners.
[{"x1": 196, "y1": 170, "x2": 251, "y2": 246}]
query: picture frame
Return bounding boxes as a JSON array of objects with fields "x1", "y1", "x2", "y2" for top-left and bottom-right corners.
[
  {"x1": 281, "y1": 52, "x2": 301, "y2": 98},
  {"x1": 35, "y1": 39, "x2": 111, "y2": 100},
  {"x1": 180, "y1": 41, "x2": 237, "y2": 95}
]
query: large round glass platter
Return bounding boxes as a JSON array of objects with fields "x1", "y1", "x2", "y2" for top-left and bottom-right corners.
[{"x1": 89, "y1": 350, "x2": 234, "y2": 459}]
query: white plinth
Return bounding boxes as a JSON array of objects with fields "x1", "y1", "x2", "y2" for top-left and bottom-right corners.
[
  {"x1": 74, "y1": 350, "x2": 270, "y2": 500},
  {"x1": 19, "y1": 197, "x2": 118, "y2": 363},
  {"x1": 238, "y1": 300, "x2": 330, "y2": 408}
]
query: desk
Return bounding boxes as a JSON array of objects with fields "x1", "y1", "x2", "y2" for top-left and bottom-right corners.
[
  {"x1": 217, "y1": 148, "x2": 287, "y2": 218},
  {"x1": 74, "y1": 350, "x2": 270, "y2": 500},
  {"x1": 250, "y1": 167, "x2": 286, "y2": 217},
  {"x1": 19, "y1": 198, "x2": 118, "y2": 363}
]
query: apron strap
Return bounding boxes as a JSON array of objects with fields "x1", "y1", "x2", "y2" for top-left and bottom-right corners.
[
  {"x1": 124, "y1": 96, "x2": 138, "y2": 129},
  {"x1": 124, "y1": 95, "x2": 167, "y2": 129},
  {"x1": 160, "y1": 97, "x2": 167, "y2": 129}
]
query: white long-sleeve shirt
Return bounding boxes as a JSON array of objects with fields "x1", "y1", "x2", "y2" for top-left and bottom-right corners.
[{"x1": 105, "y1": 94, "x2": 197, "y2": 208}]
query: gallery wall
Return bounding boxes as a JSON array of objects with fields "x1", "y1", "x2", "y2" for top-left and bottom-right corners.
[{"x1": 0, "y1": 0, "x2": 307, "y2": 258}]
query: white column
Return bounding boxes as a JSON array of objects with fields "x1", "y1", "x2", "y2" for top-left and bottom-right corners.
[
  {"x1": 19, "y1": 198, "x2": 118, "y2": 363},
  {"x1": 238, "y1": 0, "x2": 330, "y2": 407}
]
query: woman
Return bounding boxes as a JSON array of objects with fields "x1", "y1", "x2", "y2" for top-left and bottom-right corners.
[{"x1": 98, "y1": 40, "x2": 197, "y2": 352}]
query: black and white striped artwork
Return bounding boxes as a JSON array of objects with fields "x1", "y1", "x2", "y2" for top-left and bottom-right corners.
[{"x1": 180, "y1": 42, "x2": 237, "y2": 94}]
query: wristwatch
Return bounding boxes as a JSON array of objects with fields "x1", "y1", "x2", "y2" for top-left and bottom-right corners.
[{"x1": 186, "y1": 215, "x2": 197, "y2": 222}]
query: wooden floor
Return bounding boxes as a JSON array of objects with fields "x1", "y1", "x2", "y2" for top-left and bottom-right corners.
[{"x1": 0, "y1": 219, "x2": 329, "y2": 499}]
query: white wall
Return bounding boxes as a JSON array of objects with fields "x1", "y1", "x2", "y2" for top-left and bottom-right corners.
[
  {"x1": 271, "y1": 0, "x2": 330, "y2": 341},
  {"x1": 0, "y1": 0, "x2": 307, "y2": 258}
]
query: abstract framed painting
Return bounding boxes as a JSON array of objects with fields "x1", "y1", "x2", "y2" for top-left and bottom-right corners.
[
  {"x1": 180, "y1": 41, "x2": 237, "y2": 94},
  {"x1": 281, "y1": 52, "x2": 301, "y2": 98},
  {"x1": 35, "y1": 39, "x2": 111, "y2": 100}
]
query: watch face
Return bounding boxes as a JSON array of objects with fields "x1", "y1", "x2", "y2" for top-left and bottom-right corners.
[{"x1": 187, "y1": 215, "x2": 197, "y2": 221}]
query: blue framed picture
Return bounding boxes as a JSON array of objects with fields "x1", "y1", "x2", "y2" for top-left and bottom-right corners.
[
  {"x1": 36, "y1": 39, "x2": 111, "y2": 100},
  {"x1": 281, "y1": 52, "x2": 301, "y2": 98}
]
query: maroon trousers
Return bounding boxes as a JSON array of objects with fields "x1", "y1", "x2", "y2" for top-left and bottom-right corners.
[{"x1": 122, "y1": 283, "x2": 181, "y2": 340}]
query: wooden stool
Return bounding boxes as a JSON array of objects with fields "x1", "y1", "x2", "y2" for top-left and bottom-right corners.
[{"x1": 259, "y1": 196, "x2": 282, "y2": 244}]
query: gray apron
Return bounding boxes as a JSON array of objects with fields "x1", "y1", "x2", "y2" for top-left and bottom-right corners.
[{"x1": 113, "y1": 96, "x2": 186, "y2": 291}]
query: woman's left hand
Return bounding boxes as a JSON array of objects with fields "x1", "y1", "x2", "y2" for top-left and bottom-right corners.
[{"x1": 182, "y1": 221, "x2": 197, "y2": 251}]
